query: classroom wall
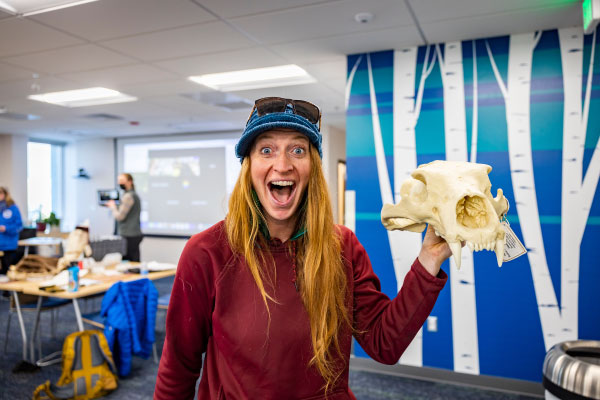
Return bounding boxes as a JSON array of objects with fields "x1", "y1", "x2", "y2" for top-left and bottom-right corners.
[
  {"x1": 0, "y1": 133, "x2": 28, "y2": 219},
  {"x1": 63, "y1": 138, "x2": 115, "y2": 237},
  {"x1": 346, "y1": 27, "x2": 600, "y2": 382}
]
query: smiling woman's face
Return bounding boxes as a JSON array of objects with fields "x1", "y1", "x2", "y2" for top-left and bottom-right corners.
[{"x1": 249, "y1": 129, "x2": 311, "y2": 231}]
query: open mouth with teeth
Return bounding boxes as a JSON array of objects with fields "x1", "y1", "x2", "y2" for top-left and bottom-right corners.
[
  {"x1": 268, "y1": 180, "x2": 297, "y2": 205},
  {"x1": 437, "y1": 230, "x2": 505, "y2": 269}
]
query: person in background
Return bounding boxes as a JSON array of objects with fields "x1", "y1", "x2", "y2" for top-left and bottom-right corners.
[
  {"x1": 0, "y1": 186, "x2": 23, "y2": 276},
  {"x1": 106, "y1": 173, "x2": 142, "y2": 262},
  {"x1": 154, "y1": 97, "x2": 453, "y2": 399}
]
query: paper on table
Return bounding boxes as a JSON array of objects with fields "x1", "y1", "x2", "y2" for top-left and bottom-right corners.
[{"x1": 147, "y1": 261, "x2": 176, "y2": 271}]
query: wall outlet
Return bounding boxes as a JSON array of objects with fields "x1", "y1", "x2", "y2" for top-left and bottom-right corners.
[{"x1": 427, "y1": 316, "x2": 438, "y2": 332}]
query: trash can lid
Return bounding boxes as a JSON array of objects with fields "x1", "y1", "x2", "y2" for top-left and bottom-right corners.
[{"x1": 543, "y1": 340, "x2": 600, "y2": 400}]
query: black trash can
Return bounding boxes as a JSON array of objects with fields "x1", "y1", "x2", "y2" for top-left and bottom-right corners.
[{"x1": 543, "y1": 340, "x2": 600, "y2": 399}]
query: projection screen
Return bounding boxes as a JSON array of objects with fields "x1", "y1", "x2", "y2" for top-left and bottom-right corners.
[{"x1": 116, "y1": 132, "x2": 241, "y2": 237}]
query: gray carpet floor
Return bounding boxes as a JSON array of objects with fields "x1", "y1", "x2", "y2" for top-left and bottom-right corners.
[{"x1": 0, "y1": 276, "x2": 539, "y2": 399}]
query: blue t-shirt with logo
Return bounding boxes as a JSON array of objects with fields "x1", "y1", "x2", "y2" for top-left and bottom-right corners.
[{"x1": 0, "y1": 202, "x2": 23, "y2": 251}]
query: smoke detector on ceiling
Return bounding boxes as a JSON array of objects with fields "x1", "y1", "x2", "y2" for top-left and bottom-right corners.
[{"x1": 354, "y1": 12, "x2": 374, "y2": 24}]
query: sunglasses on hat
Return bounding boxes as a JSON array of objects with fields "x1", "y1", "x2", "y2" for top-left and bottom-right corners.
[{"x1": 247, "y1": 97, "x2": 321, "y2": 130}]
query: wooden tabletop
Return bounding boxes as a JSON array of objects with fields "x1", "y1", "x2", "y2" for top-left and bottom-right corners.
[
  {"x1": 0, "y1": 269, "x2": 176, "y2": 299},
  {"x1": 17, "y1": 237, "x2": 63, "y2": 247}
]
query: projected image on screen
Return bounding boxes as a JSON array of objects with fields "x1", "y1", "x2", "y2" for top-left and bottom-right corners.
[
  {"x1": 146, "y1": 148, "x2": 225, "y2": 233},
  {"x1": 120, "y1": 136, "x2": 241, "y2": 237}
]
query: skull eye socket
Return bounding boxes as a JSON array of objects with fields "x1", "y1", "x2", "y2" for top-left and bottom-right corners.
[
  {"x1": 409, "y1": 177, "x2": 427, "y2": 203},
  {"x1": 456, "y1": 195, "x2": 489, "y2": 228}
]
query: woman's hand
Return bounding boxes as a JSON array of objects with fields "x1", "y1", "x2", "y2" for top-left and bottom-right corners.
[
  {"x1": 105, "y1": 200, "x2": 116, "y2": 210},
  {"x1": 417, "y1": 225, "x2": 454, "y2": 277}
]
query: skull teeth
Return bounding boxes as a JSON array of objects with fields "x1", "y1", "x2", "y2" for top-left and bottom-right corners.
[
  {"x1": 449, "y1": 241, "x2": 462, "y2": 270},
  {"x1": 461, "y1": 238, "x2": 505, "y2": 267},
  {"x1": 465, "y1": 241, "x2": 494, "y2": 252},
  {"x1": 495, "y1": 238, "x2": 505, "y2": 267}
]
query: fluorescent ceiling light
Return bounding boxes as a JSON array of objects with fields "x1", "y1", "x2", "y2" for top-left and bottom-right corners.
[
  {"x1": 0, "y1": 0, "x2": 99, "y2": 16},
  {"x1": 189, "y1": 65, "x2": 316, "y2": 92},
  {"x1": 28, "y1": 87, "x2": 137, "y2": 107}
]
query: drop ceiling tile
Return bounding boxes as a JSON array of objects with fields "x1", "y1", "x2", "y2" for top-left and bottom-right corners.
[
  {"x1": 4, "y1": 44, "x2": 137, "y2": 75},
  {"x1": 409, "y1": 0, "x2": 581, "y2": 23},
  {"x1": 68, "y1": 99, "x2": 181, "y2": 120},
  {"x1": 271, "y1": 25, "x2": 422, "y2": 64},
  {"x1": 0, "y1": 76, "x2": 80, "y2": 102},
  {"x1": 119, "y1": 79, "x2": 206, "y2": 98},
  {"x1": 101, "y1": 21, "x2": 254, "y2": 61},
  {"x1": 229, "y1": 83, "x2": 344, "y2": 115},
  {"x1": 58, "y1": 64, "x2": 178, "y2": 87},
  {"x1": 0, "y1": 18, "x2": 82, "y2": 57},
  {"x1": 31, "y1": 0, "x2": 216, "y2": 41},
  {"x1": 299, "y1": 58, "x2": 347, "y2": 95},
  {"x1": 0, "y1": 62, "x2": 37, "y2": 82},
  {"x1": 231, "y1": 0, "x2": 413, "y2": 45},
  {"x1": 421, "y1": 5, "x2": 581, "y2": 44},
  {"x1": 144, "y1": 94, "x2": 226, "y2": 115},
  {"x1": 156, "y1": 47, "x2": 287, "y2": 75},
  {"x1": 198, "y1": 0, "x2": 336, "y2": 19}
]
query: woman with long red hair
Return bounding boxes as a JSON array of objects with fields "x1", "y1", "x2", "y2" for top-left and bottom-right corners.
[{"x1": 155, "y1": 98, "x2": 451, "y2": 399}]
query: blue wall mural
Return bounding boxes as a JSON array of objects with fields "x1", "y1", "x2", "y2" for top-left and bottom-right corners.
[{"x1": 346, "y1": 27, "x2": 600, "y2": 382}]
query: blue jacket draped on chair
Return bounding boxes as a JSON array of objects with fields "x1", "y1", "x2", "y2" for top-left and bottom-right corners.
[{"x1": 101, "y1": 278, "x2": 158, "y2": 376}]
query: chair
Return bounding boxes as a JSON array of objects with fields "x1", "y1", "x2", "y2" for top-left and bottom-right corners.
[
  {"x1": 81, "y1": 278, "x2": 158, "y2": 376},
  {"x1": 3, "y1": 294, "x2": 70, "y2": 360},
  {"x1": 155, "y1": 293, "x2": 170, "y2": 333},
  {"x1": 157, "y1": 293, "x2": 170, "y2": 310}
]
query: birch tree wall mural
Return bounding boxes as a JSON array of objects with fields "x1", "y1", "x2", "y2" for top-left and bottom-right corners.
[{"x1": 346, "y1": 27, "x2": 600, "y2": 382}]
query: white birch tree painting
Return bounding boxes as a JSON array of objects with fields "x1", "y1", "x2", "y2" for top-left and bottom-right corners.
[
  {"x1": 365, "y1": 48, "x2": 436, "y2": 366},
  {"x1": 485, "y1": 29, "x2": 600, "y2": 350},
  {"x1": 557, "y1": 26, "x2": 599, "y2": 346},
  {"x1": 436, "y1": 42, "x2": 479, "y2": 374}
]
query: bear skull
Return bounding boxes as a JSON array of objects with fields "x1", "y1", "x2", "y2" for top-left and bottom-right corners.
[{"x1": 381, "y1": 160, "x2": 509, "y2": 268}]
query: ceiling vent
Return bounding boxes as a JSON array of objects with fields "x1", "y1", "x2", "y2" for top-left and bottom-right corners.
[
  {"x1": 83, "y1": 113, "x2": 124, "y2": 121},
  {"x1": 0, "y1": 111, "x2": 40, "y2": 120},
  {"x1": 180, "y1": 92, "x2": 252, "y2": 111}
]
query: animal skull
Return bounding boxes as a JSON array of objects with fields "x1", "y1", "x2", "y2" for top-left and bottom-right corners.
[{"x1": 381, "y1": 160, "x2": 509, "y2": 268}]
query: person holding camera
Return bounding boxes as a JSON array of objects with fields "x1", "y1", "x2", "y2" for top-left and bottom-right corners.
[{"x1": 106, "y1": 173, "x2": 142, "y2": 262}]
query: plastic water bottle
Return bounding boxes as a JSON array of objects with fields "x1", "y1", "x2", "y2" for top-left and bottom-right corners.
[{"x1": 68, "y1": 267, "x2": 79, "y2": 292}]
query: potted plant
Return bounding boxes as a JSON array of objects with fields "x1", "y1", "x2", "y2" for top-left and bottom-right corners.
[
  {"x1": 44, "y1": 212, "x2": 61, "y2": 233},
  {"x1": 35, "y1": 211, "x2": 47, "y2": 232}
]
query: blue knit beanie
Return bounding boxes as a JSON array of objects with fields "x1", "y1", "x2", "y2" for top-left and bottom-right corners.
[{"x1": 235, "y1": 104, "x2": 322, "y2": 161}]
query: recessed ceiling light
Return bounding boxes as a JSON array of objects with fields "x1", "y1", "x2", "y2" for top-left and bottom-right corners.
[
  {"x1": 0, "y1": 0, "x2": 99, "y2": 16},
  {"x1": 28, "y1": 87, "x2": 137, "y2": 108},
  {"x1": 188, "y1": 65, "x2": 316, "y2": 92}
]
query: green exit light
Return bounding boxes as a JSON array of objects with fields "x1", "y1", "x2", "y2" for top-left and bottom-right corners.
[{"x1": 583, "y1": 0, "x2": 600, "y2": 34}]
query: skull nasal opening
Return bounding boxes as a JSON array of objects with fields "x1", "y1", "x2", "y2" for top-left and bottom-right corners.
[{"x1": 456, "y1": 195, "x2": 489, "y2": 228}]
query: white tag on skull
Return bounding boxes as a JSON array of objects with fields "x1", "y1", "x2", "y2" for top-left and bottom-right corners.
[{"x1": 501, "y1": 221, "x2": 527, "y2": 262}]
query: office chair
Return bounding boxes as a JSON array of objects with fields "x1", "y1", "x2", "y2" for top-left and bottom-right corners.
[{"x1": 3, "y1": 294, "x2": 70, "y2": 360}]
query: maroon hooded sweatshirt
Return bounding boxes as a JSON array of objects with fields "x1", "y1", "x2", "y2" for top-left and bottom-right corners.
[{"x1": 154, "y1": 221, "x2": 447, "y2": 399}]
